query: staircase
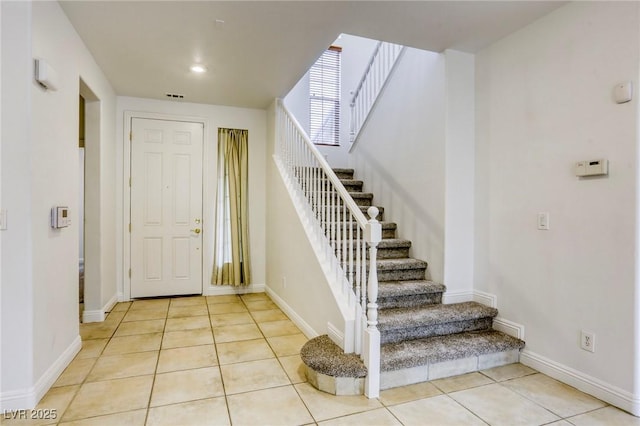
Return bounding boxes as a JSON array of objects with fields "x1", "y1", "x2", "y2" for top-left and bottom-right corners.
[{"x1": 301, "y1": 168, "x2": 525, "y2": 393}]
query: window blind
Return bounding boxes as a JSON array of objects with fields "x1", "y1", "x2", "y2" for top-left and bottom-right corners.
[{"x1": 309, "y1": 46, "x2": 341, "y2": 146}]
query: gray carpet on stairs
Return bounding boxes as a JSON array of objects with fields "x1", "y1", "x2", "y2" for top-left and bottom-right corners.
[
  {"x1": 300, "y1": 335, "x2": 367, "y2": 378},
  {"x1": 381, "y1": 330, "x2": 526, "y2": 371},
  {"x1": 378, "y1": 301, "x2": 497, "y2": 330},
  {"x1": 298, "y1": 168, "x2": 526, "y2": 384}
]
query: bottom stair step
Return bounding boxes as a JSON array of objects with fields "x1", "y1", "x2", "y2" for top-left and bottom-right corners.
[
  {"x1": 380, "y1": 330, "x2": 525, "y2": 390},
  {"x1": 382, "y1": 330, "x2": 524, "y2": 371},
  {"x1": 380, "y1": 330, "x2": 525, "y2": 385}
]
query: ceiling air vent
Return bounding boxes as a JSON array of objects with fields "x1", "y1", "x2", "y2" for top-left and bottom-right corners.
[{"x1": 165, "y1": 92, "x2": 185, "y2": 100}]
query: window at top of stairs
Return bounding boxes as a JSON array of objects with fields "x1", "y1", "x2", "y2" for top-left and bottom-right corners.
[{"x1": 309, "y1": 46, "x2": 341, "y2": 146}]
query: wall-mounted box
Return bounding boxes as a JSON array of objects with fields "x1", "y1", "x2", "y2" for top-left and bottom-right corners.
[
  {"x1": 34, "y1": 59, "x2": 58, "y2": 91},
  {"x1": 51, "y1": 206, "x2": 70, "y2": 228},
  {"x1": 575, "y1": 159, "x2": 608, "y2": 177}
]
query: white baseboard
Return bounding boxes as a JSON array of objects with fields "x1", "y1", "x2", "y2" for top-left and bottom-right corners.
[
  {"x1": 443, "y1": 289, "x2": 496, "y2": 308},
  {"x1": 82, "y1": 309, "x2": 104, "y2": 323},
  {"x1": 327, "y1": 322, "x2": 345, "y2": 349},
  {"x1": 205, "y1": 283, "x2": 265, "y2": 296},
  {"x1": 265, "y1": 286, "x2": 318, "y2": 340},
  {"x1": 520, "y1": 350, "x2": 640, "y2": 416},
  {"x1": 82, "y1": 293, "x2": 119, "y2": 323},
  {"x1": 103, "y1": 294, "x2": 118, "y2": 313},
  {"x1": 473, "y1": 290, "x2": 497, "y2": 308},
  {"x1": 442, "y1": 290, "x2": 474, "y2": 304},
  {"x1": 443, "y1": 289, "x2": 496, "y2": 307},
  {"x1": 493, "y1": 317, "x2": 525, "y2": 340},
  {"x1": 0, "y1": 336, "x2": 81, "y2": 411}
]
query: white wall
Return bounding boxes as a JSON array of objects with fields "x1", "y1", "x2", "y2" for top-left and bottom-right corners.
[
  {"x1": 444, "y1": 50, "x2": 476, "y2": 298},
  {"x1": 284, "y1": 34, "x2": 378, "y2": 168},
  {"x1": 265, "y1": 102, "x2": 347, "y2": 342},
  {"x1": 1, "y1": 0, "x2": 35, "y2": 406},
  {"x1": 349, "y1": 48, "x2": 447, "y2": 284},
  {"x1": 1, "y1": 0, "x2": 117, "y2": 409},
  {"x1": 115, "y1": 97, "x2": 267, "y2": 298},
  {"x1": 475, "y1": 1, "x2": 640, "y2": 412}
]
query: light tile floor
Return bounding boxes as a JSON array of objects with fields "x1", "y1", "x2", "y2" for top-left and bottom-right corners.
[{"x1": 5, "y1": 293, "x2": 640, "y2": 425}]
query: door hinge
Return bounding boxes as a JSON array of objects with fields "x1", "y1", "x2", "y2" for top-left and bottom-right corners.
[
  {"x1": 129, "y1": 223, "x2": 131, "y2": 232},
  {"x1": 129, "y1": 177, "x2": 131, "y2": 187},
  {"x1": 129, "y1": 131, "x2": 133, "y2": 141},
  {"x1": 128, "y1": 268, "x2": 131, "y2": 278}
]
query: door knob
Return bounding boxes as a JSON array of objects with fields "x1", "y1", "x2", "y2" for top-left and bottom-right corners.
[{"x1": 191, "y1": 228, "x2": 201, "y2": 234}]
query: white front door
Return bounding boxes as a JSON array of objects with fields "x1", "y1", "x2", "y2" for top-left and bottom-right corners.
[{"x1": 130, "y1": 118, "x2": 204, "y2": 298}]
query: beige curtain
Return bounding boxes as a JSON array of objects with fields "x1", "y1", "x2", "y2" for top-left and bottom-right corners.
[{"x1": 212, "y1": 128, "x2": 250, "y2": 286}]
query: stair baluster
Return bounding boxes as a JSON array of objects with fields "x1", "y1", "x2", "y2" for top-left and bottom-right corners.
[
  {"x1": 364, "y1": 206, "x2": 381, "y2": 397},
  {"x1": 349, "y1": 41, "x2": 405, "y2": 145},
  {"x1": 275, "y1": 99, "x2": 382, "y2": 394}
]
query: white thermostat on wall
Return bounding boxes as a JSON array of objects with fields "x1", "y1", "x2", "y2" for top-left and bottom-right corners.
[
  {"x1": 575, "y1": 159, "x2": 608, "y2": 177},
  {"x1": 51, "y1": 206, "x2": 70, "y2": 228}
]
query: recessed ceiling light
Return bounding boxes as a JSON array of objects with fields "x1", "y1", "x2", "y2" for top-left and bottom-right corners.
[{"x1": 190, "y1": 65, "x2": 207, "y2": 73}]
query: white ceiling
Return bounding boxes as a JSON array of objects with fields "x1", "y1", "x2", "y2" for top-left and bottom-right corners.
[{"x1": 60, "y1": 1, "x2": 566, "y2": 109}]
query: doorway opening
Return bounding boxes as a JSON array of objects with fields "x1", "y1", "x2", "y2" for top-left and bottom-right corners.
[
  {"x1": 79, "y1": 78, "x2": 101, "y2": 322},
  {"x1": 78, "y1": 94, "x2": 85, "y2": 321}
]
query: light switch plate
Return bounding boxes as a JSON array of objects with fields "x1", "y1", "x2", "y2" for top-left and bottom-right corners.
[
  {"x1": 537, "y1": 212, "x2": 549, "y2": 230},
  {"x1": 614, "y1": 81, "x2": 632, "y2": 104}
]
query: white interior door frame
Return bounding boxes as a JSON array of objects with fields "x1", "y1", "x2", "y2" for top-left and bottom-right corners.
[{"x1": 123, "y1": 111, "x2": 209, "y2": 301}]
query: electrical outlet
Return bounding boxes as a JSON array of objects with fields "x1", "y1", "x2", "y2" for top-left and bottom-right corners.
[
  {"x1": 581, "y1": 331, "x2": 595, "y2": 353},
  {"x1": 282, "y1": 276, "x2": 287, "y2": 289}
]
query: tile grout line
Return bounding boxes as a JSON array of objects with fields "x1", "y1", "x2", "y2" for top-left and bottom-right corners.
[
  {"x1": 142, "y1": 298, "x2": 170, "y2": 426},
  {"x1": 59, "y1": 302, "x2": 136, "y2": 424},
  {"x1": 208, "y1": 294, "x2": 234, "y2": 426},
  {"x1": 494, "y1": 375, "x2": 595, "y2": 421},
  {"x1": 246, "y1": 297, "x2": 314, "y2": 421}
]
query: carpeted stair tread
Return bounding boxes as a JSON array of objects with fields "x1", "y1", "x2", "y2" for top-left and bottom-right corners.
[
  {"x1": 325, "y1": 205, "x2": 384, "y2": 216},
  {"x1": 378, "y1": 301, "x2": 497, "y2": 331},
  {"x1": 325, "y1": 220, "x2": 398, "y2": 230},
  {"x1": 349, "y1": 192, "x2": 373, "y2": 198},
  {"x1": 381, "y1": 330, "x2": 525, "y2": 371},
  {"x1": 376, "y1": 258, "x2": 427, "y2": 271},
  {"x1": 301, "y1": 335, "x2": 367, "y2": 377},
  {"x1": 378, "y1": 280, "x2": 445, "y2": 298},
  {"x1": 324, "y1": 221, "x2": 397, "y2": 230},
  {"x1": 332, "y1": 168, "x2": 355, "y2": 174},
  {"x1": 329, "y1": 238, "x2": 410, "y2": 259},
  {"x1": 339, "y1": 179, "x2": 364, "y2": 191},
  {"x1": 339, "y1": 179, "x2": 363, "y2": 185},
  {"x1": 381, "y1": 222, "x2": 397, "y2": 230},
  {"x1": 377, "y1": 239, "x2": 412, "y2": 249},
  {"x1": 332, "y1": 168, "x2": 355, "y2": 179}
]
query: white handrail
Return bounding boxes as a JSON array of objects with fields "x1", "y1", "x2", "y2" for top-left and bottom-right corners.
[
  {"x1": 350, "y1": 42, "x2": 405, "y2": 145},
  {"x1": 280, "y1": 100, "x2": 368, "y2": 227},
  {"x1": 275, "y1": 99, "x2": 381, "y2": 397}
]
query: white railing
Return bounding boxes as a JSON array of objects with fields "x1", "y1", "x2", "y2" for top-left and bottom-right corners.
[
  {"x1": 275, "y1": 99, "x2": 382, "y2": 397},
  {"x1": 350, "y1": 41, "x2": 405, "y2": 144}
]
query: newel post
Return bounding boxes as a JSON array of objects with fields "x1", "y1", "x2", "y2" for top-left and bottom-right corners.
[{"x1": 364, "y1": 206, "x2": 381, "y2": 398}]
